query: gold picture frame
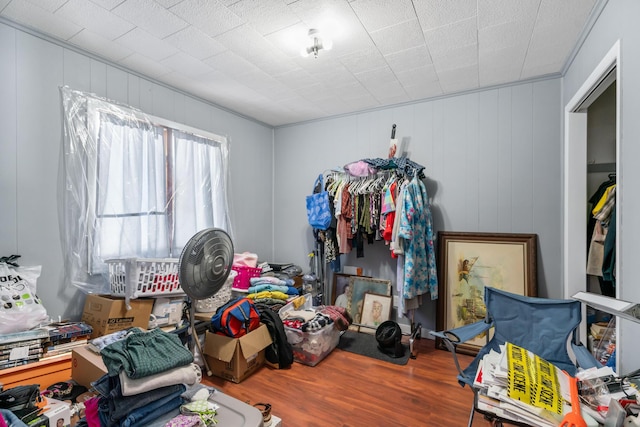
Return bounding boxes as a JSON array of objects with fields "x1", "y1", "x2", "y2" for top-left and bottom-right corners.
[
  {"x1": 347, "y1": 277, "x2": 392, "y2": 332},
  {"x1": 435, "y1": 231, "x2": 537, "y2": 355}
]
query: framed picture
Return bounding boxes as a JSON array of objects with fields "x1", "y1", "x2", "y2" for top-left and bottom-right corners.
[
  {"x1": 347, "y1": 277, "x2": 392, "y2": 331},
  {"x1": 358, "y1": 293, "x2": 393, "y2": 334},
  {"x1": 331, "y1": 273, "x2": 370, "y2": 307},
  {"x1": 436, "y1": 231, "x2": 537, "y2": 355}
]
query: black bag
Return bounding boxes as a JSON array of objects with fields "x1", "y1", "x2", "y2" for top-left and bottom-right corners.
[
  {"x1": 0, "y1": 384, "x2": 43, "y2": 422},
  {"x1": 255, "y1": 303, "x2": 293, "y2": 369}
]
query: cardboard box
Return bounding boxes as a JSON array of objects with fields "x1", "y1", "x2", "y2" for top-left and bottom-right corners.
[
  {"x1": 71, "y1": 345, "x2": 108, "y2": 388},
  {"x1": 204, "y1": 324, "x2": 272, "y2": 383},
  {"x1": 151, "y1": 296, "x2": 185, "y2": 327},
  {"x1": 44, "y1": 398, "x2": 71, "y2": 427},
  {"x1": 81, "y1": 294, "x2": 154, "y2": 338}
]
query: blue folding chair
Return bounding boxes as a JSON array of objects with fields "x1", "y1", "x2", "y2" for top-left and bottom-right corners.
[{"x1": 430, "y1": 286, "x2": 600, "y2": 426}]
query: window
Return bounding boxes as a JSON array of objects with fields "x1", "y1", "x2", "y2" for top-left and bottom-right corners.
[{"x1": 61, "y1": 87, "x2": 231, "y2": 290}]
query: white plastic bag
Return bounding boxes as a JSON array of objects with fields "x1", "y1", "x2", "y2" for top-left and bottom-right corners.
[{"x1": 0, "y1": 262, "x2": 48, "y2": 334}]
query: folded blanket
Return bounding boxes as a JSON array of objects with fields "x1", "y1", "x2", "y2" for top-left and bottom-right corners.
[{"x1": 120, "y1": 363, "x2": 202, "y2": 396}]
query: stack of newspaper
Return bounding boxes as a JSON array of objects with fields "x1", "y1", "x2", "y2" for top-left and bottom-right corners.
[{"x1": 473, "y1": 342, "x2": 574, "y2": 426}]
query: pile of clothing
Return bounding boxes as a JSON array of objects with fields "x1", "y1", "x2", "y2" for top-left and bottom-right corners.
[
  {"x1": 79, "y1": 328, "x2": 212, "y2": 427},
  {"x1": 246, "y1": 276, "x2": 299, "y2": 311}
]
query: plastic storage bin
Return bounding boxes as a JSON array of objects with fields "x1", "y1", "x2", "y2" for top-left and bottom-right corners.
[
  {"x1": 279, "y1": 294, "x2": 341, "y2": 366},
  {"x1": 107, "y1": 258, "x2": 183, "y2": 299}
]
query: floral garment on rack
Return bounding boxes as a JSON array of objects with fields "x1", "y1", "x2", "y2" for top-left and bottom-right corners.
[{"x1": 397, "y1": 176, "x2": 438, "y2": 300}]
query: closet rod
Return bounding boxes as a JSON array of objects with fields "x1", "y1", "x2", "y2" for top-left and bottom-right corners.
[{"x1": 587, "y1": 162, "x2": 616, "y2": 173}]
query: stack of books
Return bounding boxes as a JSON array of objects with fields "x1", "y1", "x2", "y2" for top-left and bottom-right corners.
[
  {"x1": 473, "y1": 342, "x2": 574, "y2": 427},
  {"x1": 42, "y1": 321, "x2": 93, "y2": 358},
  {"x1": 0, "y1": 328, "x2": 49, "y2": 369}
]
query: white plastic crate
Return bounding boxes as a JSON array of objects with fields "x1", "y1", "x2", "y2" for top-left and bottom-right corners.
[{"x1": 107, "y1": 258, "x2": 183, "y2": 299}]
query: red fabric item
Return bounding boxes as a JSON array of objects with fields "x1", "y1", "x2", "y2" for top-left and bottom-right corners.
[
  {"x1": 0, "y1": 412, "x2": 8, "y2": 427},
  {"x1": 84, "y1": 397, "x2": 101, "y2": 427}
]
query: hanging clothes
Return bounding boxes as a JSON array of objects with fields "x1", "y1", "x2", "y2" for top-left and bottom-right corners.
[
  {"x1": 396, "y1": 175, "x2": 438, "y2": 300},
  {"x1": 586, "y1": 180, "x2": 616, "y2": 296}
]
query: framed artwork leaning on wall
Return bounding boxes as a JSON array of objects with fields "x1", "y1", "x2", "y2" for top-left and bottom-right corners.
[
  {"x1": 358, "y1": 293, "x2": 393, "y2": 334},
  {"x1": 346, "y1": 277, "x2": 392, "y2": 332},
  {"x1": 435, "y1": 231, "x2": 537, "y2": 355}
]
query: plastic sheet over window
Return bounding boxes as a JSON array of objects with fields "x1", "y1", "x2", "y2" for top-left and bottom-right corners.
[{"x1": 60, "y1": 86, "x2": 232, "y2": 295}]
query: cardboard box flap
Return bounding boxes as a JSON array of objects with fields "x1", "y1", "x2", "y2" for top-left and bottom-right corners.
[
  {"x1": 238, "y1": 324, "x2": 272, "y2": 358},
  {"x1": 204, "y1": 332, "x2": 238, "y2": 363}
]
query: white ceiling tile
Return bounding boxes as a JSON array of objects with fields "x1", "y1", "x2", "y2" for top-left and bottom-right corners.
[
  {"x1": 313, "y1": 65, "x2": 360, "y2": 88},
  {"x1": 112, "y1": 0, "x2": 189, "y2": 39},
  {"x1": 89, "y1": 0, "x2": 126, "y2": 10},
  {"x1": 431, "y1": 44, "x2": 477, "y2": 72},
  {"x1": 116, "y1": 28, "x2": 179, "y2": 61},
  {"x1": 424, "y1": 17, "x2": 477, "y2": 56},
  {"x1": 370, "y1": 18, "x2": 425, "y2": 56},
  {"x1": 154, "y1": 0, "x2": 183, "y2": 8},
  {"x1": 26, "y1": 0, "x2": 69, "y2": 13},
  {"x1": 118, "y1": 52, "x2": 172, "y2": 78},
  {"x1": 204, "y1": 50, "x2": 261, "y2": 76},
  {"x1": 338, "y1": 47, "x2": 387, "y2": 74},
  {"x1": 395, "y1": 65, "x2": 439, "y2": 88},
  {"x1": 272, "y1": 68, "x2": 316, "y2": 90},
  {"x1": 2, "y1": 0, "x2": 82, "y2": 40},
  {"x1": 478, "y1": 20, "x2": 533, "y2": 54},
  {"x1": 355, "y1": 65, "x2": 398, "y2": 87},
  {"x1": 536, "y1": 0, "x2": 596, "y2": 28},
  {"x1": 55, "y1": 0, "x2": 135, "y2": 40},
  {"x1": 414, "y1": 0, "x2": 476, "y2": 31},
  {"x1": 437, "y1": 64, "x2": 479, "y2": 92},
  {"x1": 349, "y1": 0, "x2": 416, "y2": 32},
  {"x1": 227, "y1": 0, "x2": 300, "y2": 35},
  {"x1": 68, "y1": 29, "x2": 133, "y2": 61},
  {"x1": 332, "y1": 81, "x2": 369, "y2": 101},
  {"x1": 169, "y1": 0, "x2": 243, "y2": 38},
  {"x1": 479, "y1": 46, "x2": 526, "y2": 86},
  {"x1": 163, "y1": 26, "x2": 227, "y2": 60},
  {"x1": 477, "y1": 0, "x2": 540, "y2": 29},
  {"x1": 385, "y1": 45, "x2": 433, "y2": 74},
  {"x1": 368, "y1": 79, "x2": 409, "y2": 101},
  {"x1": 403, "y1": 82, "x2": 443, "y2": 101},
  {"x1": 341, "y1": 96, "x2": 380, "y2": 113},
  {"x1": 160, "y1": 52, "x2": 213, "y2": 77}
]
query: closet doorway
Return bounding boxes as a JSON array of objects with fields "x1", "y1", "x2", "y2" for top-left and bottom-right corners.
[{"x1": 563, "y1": 41, "x2": 620, "y2": 357}]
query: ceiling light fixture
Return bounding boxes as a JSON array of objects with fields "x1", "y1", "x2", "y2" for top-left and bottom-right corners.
[{"x1": 301, "y1": 28, "x2": 332, "y2": 59}]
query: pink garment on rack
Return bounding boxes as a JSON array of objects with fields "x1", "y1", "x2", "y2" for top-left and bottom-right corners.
[{"x1": 344, "y1": 161, "x2": 376, "y2": 177}]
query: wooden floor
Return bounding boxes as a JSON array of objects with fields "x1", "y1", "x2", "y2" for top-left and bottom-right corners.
[{"x1": 203, "y1": 336, "x2": 493, "y2": 426}]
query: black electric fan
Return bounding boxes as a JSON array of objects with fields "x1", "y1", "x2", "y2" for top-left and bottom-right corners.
[{"x1": 178, "y1": 228, "x2": 234, "y2": 376}]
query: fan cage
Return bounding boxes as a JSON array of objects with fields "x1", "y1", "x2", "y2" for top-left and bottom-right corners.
[
  {"x1": 193, "y1": 270, "x2": 237, "y2": 313},
  {"x1": 107, "y1": 258, "x2": 184, "y2": 298}
]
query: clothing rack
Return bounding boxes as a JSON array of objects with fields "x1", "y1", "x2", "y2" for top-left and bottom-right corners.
[{"x1": 315, "y1": 156, "x2": 435, "y2": 349}]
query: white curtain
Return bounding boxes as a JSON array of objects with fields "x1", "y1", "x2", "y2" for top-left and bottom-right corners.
[
  {"x1": 60, "y1": 86, "x2": 231, "y2": 293},
  {"x1": 172, "y1": 130, "x2": 231, "y2": 255},
  {"x1": 93, "y1": 115, "x2": 169, "y2": 267}
]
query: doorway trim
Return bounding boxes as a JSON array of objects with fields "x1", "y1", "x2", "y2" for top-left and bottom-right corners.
[{"x1": 563, "y1": 40, "x2": 620, "y2": 348}]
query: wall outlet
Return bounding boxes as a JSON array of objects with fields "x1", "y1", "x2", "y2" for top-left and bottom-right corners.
[{"x1": 393, "y1": 295, "x2": 399, "y2": 307}]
